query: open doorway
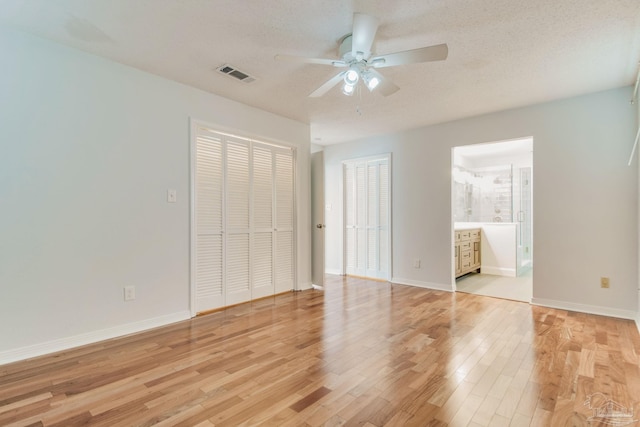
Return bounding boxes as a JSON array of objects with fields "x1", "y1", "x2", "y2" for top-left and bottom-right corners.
[{"x1": 452, "y1": 138, "x2": 533, "y2": 302}]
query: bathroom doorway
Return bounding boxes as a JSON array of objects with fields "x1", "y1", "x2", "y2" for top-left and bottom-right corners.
[{"x1": 452, "y1": 138, "x2": 533, "y2": 302}]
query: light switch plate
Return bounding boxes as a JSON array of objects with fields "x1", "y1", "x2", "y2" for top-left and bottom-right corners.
[{"x1": 167, "y1": 189, "x2": 177, "y2": 203}]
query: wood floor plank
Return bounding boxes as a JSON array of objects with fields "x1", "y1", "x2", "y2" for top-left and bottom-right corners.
[
  {"x1": 470, "y1": 395, "x2": 502, "y2": 426},
  {"x1": 513, "y1": 380, "x2": 539, "y2": 419},
  {"x1": 1, "y1": 274, "x2": 639, "y2": 426}
]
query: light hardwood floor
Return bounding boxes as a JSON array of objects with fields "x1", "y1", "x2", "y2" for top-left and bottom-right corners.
[{"x1": 1, "y1": 275, "x2": 639, "y2": 426}]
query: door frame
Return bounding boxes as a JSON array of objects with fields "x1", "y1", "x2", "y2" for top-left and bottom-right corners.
[{"x1": 450, "y1": 137, "x2": 534, "y2": 291}]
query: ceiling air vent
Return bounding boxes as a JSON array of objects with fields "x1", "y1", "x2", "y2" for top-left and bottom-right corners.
[{"x1": 216, "y1": 64, "x2": 256, "y2": 83}]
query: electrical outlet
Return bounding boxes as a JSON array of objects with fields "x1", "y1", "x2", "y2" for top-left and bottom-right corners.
[
  {"x1": 124, "y1": 286, "x2": 136, "y2": 301},
  {"x1": 413, "y1": 259, "x2": 421, "y2": 268},
  {"x1": 167, "y1": 189, "x2": 177, "y2": 203},
  {"x1": 600, "y1": 277, "x2": 610, "y2": 289}
]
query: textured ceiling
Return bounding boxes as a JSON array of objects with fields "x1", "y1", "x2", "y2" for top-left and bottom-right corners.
[{"x1": 2, "y1": 0, "x2": 639, "y2": 145}]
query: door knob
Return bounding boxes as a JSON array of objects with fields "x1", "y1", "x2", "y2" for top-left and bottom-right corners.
[{"x1": 316, "y1": 224, "x2": 325, "y2": 229}]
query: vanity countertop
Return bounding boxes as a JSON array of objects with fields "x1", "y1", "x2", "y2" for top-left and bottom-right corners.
[
  {"x1": 454, "y1": 222, "x2": 482, "y2": 230},
  {"x1": 455, "y1": 222, "x2": 517, "y2": 231}
]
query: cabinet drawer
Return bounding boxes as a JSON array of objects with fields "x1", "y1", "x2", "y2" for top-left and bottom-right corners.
[
  {"x1": 455, "y1": 231, "x2": 461, "y2": 242},
  {"x1": 471, "y1": 229, "x2": 481, "y2": 239},
  {"x1": 460, "y1": 241, "x2": 472, "y2": 251},
  {"x1": 461, "y1": 259, "x2": 472, "y2": 269},
  {"x1": 460, "y1": 231, "x2": 471, "y2": 240},
  {"x1": 461, "y1": 250, "x2": 472, "y2": 260}
]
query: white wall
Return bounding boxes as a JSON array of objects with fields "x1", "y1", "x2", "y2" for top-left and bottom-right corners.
[
  {"x1": 0, "y1": 27, "x2": 310, "y2": 363},
  {"x1": 324, "y1": 86, "x2": 638, "y2": 318}
]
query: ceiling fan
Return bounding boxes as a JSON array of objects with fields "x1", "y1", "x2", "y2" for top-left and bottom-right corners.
[{"x1": 275, "y1": 13, "x2": 448, "y2": 97}]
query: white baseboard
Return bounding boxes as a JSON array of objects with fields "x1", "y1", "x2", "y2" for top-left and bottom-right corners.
[
  {"x1": 0, "y1": 311, "x2": 191, "y2": 366},
  {"x1": 480, "y1": 266, "x2": 516, "y2": 277},
  {"x1": 531, "y1": 298, "x2": 636, "y2": 320},
  {"x1": 391, "y1": 277, "x2": 454, "y2": 292},
  {"x1": 325, "y1": 268, "x2": 342, "y2": 275},
  {"x1": 297, "y1": 281, "x2": 313, "y2": 291}
]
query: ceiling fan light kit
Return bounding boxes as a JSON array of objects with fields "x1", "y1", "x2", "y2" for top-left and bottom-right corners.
[
  {"x1": 363, "y1": 72, "x2": 380, "y2": 91},
  {"x1": 275, "y1": 12, "x2": 448, "y2": 98},
  {"x1": 344, "y1": 67, "x2": 360, "y2": 85},
  {"x1": 342, "y1": 81, "x2": 355, "y2": 96}
]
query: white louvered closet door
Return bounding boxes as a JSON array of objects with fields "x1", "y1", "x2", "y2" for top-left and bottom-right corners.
[
  {"x1": 274, "y1": 149, "x2": 294, "y2": 293},
  {"x1": 366, "y1": 159, "x2": 389, "y2": 278},
  {"x1": 344, "y1": 162, "x2": 367, "y2": 277},
  {"x1": 225, "y1": 137, "x2": 252, "y2": 305},
  {"x1": 193, "y1": 124, "x2": 296, "y2": 314},
  {"x1": 356, "y1": 163, "x2": 367, "y2": 275},
  {"x1": 252, "y1": 144, "x2": 274, "y2": 299},
  {"x1": 194, "y1": 130, "x2": 224, "y2": 312},
  {"x1": 377, "y1": 161, "x2": 390, "y2": 275},
  {"x1": 344, "y1": 163, "x2": 356, "y2": 274},
  {"x1": 344, "y1": 155, "x2": 390, "y2": 280}
]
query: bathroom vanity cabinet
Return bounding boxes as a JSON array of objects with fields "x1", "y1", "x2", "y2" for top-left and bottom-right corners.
[{"x1": 455, "y1": 228, "x2": 481, "y2": 278}]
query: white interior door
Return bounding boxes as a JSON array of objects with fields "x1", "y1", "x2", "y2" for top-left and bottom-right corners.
[
  {"x1": 344, "y1": 154, "x2": 391, "y2": 280},
  {"x1": 311, "y1": 151, "x2": 325, "y2": 287}
]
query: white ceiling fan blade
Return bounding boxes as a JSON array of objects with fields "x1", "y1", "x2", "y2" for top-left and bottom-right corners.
[
  {"x1": 309, "y1": 72, "x2": 346, "y2": 97},
  {"x1": 368, "y1": 69, "x2": 399, "y2": 96},
  {"x1": 351, "y1": 13, "x2": 379, "y2": 59},
  {"x1": 370, "y1": 43, "x2": 448, "y2": 68},
  {"x1": 275, "y1": 54, "x2": 347, "y2": 67}
]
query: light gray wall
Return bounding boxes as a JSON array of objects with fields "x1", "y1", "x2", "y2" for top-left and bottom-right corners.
[
  {"x1": 324, "y1": 86, "x2": 638, "y2": 318},
  {"x1": 0, "y1": 27, "x2": 310, "y2": 361}
]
